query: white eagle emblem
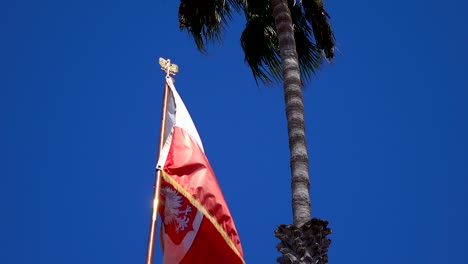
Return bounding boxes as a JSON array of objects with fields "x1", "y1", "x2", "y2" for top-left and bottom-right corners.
[{"x1": 161, "y1": 187, "x2": 192, "y2": 233}]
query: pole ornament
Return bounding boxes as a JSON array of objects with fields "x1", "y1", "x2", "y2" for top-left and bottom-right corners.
[{"x1": 159, "y1": 57, "x2": 179, "y2": 77}]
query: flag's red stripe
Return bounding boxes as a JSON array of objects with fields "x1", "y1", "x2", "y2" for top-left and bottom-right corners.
[
  {"x1": 164, "y1": 126, "x2": 243, "y2": 257},
  {"x1": 180, "y1": 217, "x2": 244, "y2": 264}
]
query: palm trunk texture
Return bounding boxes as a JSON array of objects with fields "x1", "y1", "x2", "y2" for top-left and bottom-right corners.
[
  {"x1": 271, "y1": 0, "x2": 331, "y2": 263},
  {"x1": 272, "y1": 0, "x2": 310, "y2": 228}
]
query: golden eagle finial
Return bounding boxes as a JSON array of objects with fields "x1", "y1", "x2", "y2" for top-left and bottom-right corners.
[{"x1": 159, "y1": 57, "x2": 179, "y2": 76}]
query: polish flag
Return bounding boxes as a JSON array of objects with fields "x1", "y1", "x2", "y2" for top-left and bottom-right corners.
[{"x1": 156, "y1": 76, "x2": 244, "y2": 264}]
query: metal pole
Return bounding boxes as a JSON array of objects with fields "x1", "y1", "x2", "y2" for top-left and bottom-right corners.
[{"x1": 145, "y1": 79, "x2": 170, "y2": 264}]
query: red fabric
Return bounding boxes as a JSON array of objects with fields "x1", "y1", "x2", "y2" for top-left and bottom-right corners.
[
  {"x1": 160, "y1": 126, "x2": 244, "y2": 263},
  {"x1": 180, "y1": 217, "x2": 243, "y2": 264}
]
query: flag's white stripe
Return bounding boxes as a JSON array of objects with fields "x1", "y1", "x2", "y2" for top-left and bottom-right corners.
[
  {"x1": 163, "y1": 87, "x2": 175, "y2": 143},
  {"x1": 166, "y1": 76, "x2": 204, "y2": 152},
  {"x1": 157, "y1": 76, "x2": 204, "y2": 169}
]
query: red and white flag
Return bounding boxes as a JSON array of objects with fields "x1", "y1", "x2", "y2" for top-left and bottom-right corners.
[{"x1": 156, "y1": 76, "x2": 244, "y2": 264}]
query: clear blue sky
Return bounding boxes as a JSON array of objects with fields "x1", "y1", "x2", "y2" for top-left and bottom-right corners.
[{"x1": 2, "y1": 0, "x2": 468, "y2": 263}]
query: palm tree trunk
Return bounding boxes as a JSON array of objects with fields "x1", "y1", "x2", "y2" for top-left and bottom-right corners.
[
  {"x1": 271, "y1": 0, "x2": 311, "y2": 228},
  {"x1": 271, "y1": 1, "x2": 332, "y2": 263}
]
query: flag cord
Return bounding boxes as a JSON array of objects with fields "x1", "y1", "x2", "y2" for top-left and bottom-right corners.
[{"x1": 145, "y1": 76, "x2": 170, "y2": 264}]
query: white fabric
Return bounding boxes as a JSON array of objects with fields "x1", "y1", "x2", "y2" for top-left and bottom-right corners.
[
  {"x1": 165, "y1": 76, "x2": 204, "y2": 151},
  {"x1": 157, "y1": 76, "x2": 204, "y2": 169}
]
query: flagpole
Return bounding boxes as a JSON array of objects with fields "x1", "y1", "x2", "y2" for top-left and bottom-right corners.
[{"x1": 145, "y1": 58, "x2": 179, "y2": 264}]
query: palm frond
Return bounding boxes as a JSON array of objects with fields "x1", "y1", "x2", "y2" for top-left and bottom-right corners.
[
  {"x1": 178, "y1": 0, "x2": 247, "y2": 52},
  {"x1": 241, "y1": 0, "x2": 322, "y2": 85},
  {"x1": 301, "y1": 0, "x2": 335, "y2": 59},
  {"x1": 178, "y1": 0, "x2": 333, "y2": 85},
  {"x1": 241, "y1": 3, "x2": 282, "y2": 85}
]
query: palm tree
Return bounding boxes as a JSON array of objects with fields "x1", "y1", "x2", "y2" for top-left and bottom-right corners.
[{"x1": 178, "y1": 0, "x2": 334, "y2": 262}]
